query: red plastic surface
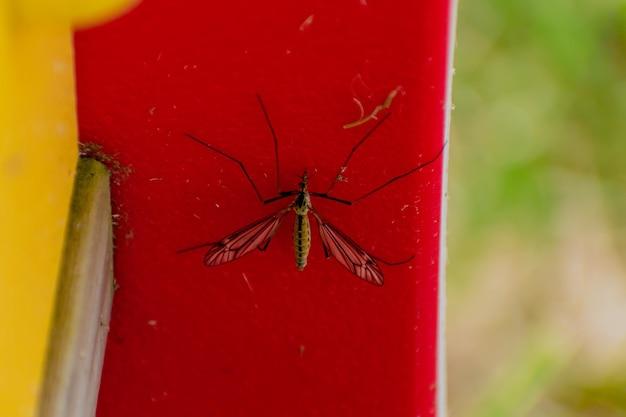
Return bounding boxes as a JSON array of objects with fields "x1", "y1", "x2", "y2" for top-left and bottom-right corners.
[{"x1": 74, "y1": 1, "x2": 451, "y2": 416}]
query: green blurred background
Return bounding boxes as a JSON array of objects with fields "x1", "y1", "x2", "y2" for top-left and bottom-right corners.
[{"x1": 448, "y1": 0, "x2": 626, "y2": 416}]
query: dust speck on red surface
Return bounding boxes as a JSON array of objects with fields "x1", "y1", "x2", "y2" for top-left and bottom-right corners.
[{"x1": 74, "y1": 0, "x2": 451, "y2": 416}]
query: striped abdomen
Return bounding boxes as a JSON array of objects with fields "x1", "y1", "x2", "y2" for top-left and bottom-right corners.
[{"x1": 294, "y1": 213, "x2": 311, "y2": 271}]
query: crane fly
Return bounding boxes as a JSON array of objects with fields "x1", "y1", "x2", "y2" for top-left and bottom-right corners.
[{"x1": 178, "y1": 95, "x2": 446, "y2": 286}]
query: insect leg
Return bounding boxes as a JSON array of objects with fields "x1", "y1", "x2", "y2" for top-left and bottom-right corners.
[
  {"x1": 184, "y1": 132, "x2": 292, "y2": 204},
  {"x1": 309, "y1": 192, "x2": 352, "y2": 205},
  {"x1": 375, "y1": 254, "x2": 414, "y2": 265},
  {"x1": 311, "y1": 208, "x2": 414, "y2": 273},
  {"x1": 184, "y1": 133, "x2": 268, "y2": 202},
  {"x1": 256, "y1": 94, "x2": 282, "y2": 193},
  {"x1": 263, "y1": 191, "x2": 297, "y2": 204},
  {"x1": 324, "y1": 112, "x2": 391, "y2": 194},
  {"x1": 176, "y1": 240, "x2": 218, "y2": 254},
  {"x1": 351, "y1": 142, "x2": 447, "y2": 203},
  {"x1": 178, "y1": 207, "x2": 289, "y2": 260},
  {"x1": 314, "y1": 141, "x2": 447, "y2": 205}
]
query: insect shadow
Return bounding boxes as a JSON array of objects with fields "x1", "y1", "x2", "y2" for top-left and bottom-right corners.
[{"x1": 178, "y1": 94, "x2": 445, "y2": 286}]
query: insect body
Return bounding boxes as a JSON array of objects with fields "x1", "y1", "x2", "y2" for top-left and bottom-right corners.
[
  {"x1": 179, "y1": 95, "x2": 445, "y2": 286},
  {"x1": 293, "y1": 174, "x2": 312, "y2": 270}
]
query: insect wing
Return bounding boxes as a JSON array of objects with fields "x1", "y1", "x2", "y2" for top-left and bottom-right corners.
[
  {"x1": 204, "y1": 209, "x2": 288, "y2": 266},
  {"x1": 313, "y1": 213, "x2": 384, "y2": 286}
]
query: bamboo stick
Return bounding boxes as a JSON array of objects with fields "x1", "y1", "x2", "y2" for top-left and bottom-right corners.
[{"x1": 39, "y1": 159, "x2": 114, "y2": 417}]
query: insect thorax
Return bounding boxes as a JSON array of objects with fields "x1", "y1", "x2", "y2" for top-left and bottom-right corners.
[{"x1": 293, "y1": 191, "x2": 310, "y2": 215}]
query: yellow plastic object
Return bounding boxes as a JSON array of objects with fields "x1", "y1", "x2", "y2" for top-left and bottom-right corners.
[
  {"x1": 0, "y1": 1, "x2": 133, "y2": 416},
  {"x1": 18, "y1": 0, "x2": 137, "y2": 28}
]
